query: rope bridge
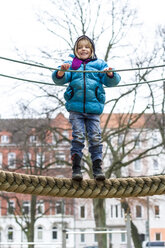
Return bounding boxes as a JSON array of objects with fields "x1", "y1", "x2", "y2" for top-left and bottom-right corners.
[{"x1": 0, "y1": 170, "x2": 165, "y2": 198}]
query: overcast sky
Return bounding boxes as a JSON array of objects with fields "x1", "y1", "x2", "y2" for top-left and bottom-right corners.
[
  {"x1": 0, "y1": 0, "x2": 164, "y2": 55},
  {"x1": 0, "y1": 0, "x2": 164, "y2": 118}
]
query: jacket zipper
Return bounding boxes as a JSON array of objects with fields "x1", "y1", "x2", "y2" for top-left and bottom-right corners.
[{"x1": 83, "y1": 63, "x2": 86, "y2": 113}]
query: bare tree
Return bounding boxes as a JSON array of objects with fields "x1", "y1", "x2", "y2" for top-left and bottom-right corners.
[
  {"x1": 34, "y1": 1, "x2": 164, "y2": 248},
  {"x1": 0, "y1": 115, "x2": 73, "y2": 248},
  {"x1": 148, "y1": 26, "x2": 165, "y2": 149},
  {"x1": 8, "y1": 1, "x2": 165, "y2": 247}
]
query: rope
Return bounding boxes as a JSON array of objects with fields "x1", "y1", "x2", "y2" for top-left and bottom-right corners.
[
  {"x1": 0, "y1": 170, "x2": 165, "y2": 199},
  {"x1": 0, "y1": 55, "x2": 165, "y2": 73},
  {"x1": 0, "y1": 73, "x2": 54, "y2": 86},
  {"x1": 0, "y1": 73, "x2": 165, "y2": 88}
]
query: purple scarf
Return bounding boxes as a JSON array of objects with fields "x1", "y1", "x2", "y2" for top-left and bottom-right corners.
[{"x1": 71, "y1": 57, "x2": 91, "y2": 70}]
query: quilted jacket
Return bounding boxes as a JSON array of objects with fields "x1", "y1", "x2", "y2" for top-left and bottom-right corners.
[{"x1": 52, "y1": 56, "x2": 121, "y2": 115}]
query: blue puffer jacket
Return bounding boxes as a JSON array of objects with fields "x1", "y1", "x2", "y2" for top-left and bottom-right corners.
[{"x1": 52, "y1": 56, "x2": 121, "y2": 115}]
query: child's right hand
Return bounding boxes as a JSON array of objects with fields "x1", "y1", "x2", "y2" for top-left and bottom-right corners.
[{"x1": 57, "y1": 63, "x2": 70, "y2": 77}]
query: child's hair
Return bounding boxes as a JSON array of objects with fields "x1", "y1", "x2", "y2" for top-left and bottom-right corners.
[{"x1": 74, "y1": 35, "x2": 96, "y2": 59}]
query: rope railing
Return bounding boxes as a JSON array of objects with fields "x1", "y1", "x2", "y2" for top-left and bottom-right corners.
[
  {"x1": 1, "y1": 55, "x2": 165, "y2": 88},
  {"x1": 0, "y1": 73, "x2": 164, "y2": 88},
  {"x1": 0, "y1": 55, "x2": 165, "y2": 73},
  {"x1": 0, "y1": 170, "x2": 165, "y2": 198}
]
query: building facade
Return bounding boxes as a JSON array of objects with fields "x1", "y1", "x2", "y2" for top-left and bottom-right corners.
[{"x1": 0, "y1": 113, "x2": 164, "y2": 248}]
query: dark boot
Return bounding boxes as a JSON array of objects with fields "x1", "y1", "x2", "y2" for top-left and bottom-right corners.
[
  {"x1": 72, "y1": 154, "x2": 83, "y2": 181},
  {"x1": 93, "y1": 159, "x2": 105, "y2": 180}
]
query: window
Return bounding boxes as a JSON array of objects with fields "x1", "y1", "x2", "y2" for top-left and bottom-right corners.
[
  {"x1": 109, "y1": 231, "x2": 112, "y2": 243},
  {"x1": 1, "y1": 135, "x2": 9, "y2": 144},
  {"x1": 80, "y1": 206, "x2": 85, "y2": 218},
  {"x1": 152, "y1": 133, "x2": 158, "y2": 145},
  {"x1": 37, "y1": 226, "x2": 43, "y2": 240},
  {"x1": 0, "y1": 153, "x2": 2, "y2": 168},
  {"x1": 154, "y1": 205, "x2": 160, "y2": 217},
  {"x1": 135, "y1": 205, "x2": 142, "y2": 218},
  {"x1": 118, "y1": 134, "x2": 124, "y2": 145},
  {"x1": 22, "y1": 201, "x2": 30, "y2": 215},
  {"x1": 110, "y1": 205, "x2": 123, "y2": 219},
  {"x1": 49, "y1": 153, "x2": 55, "y2": 169},
  {"x1": 52, "y1": 133, "x2": 59, "y2": 144},
  {"x1": 8, "y1": 153, "x2": 16, "y2": 168},
  {"x1": 23, "y1": 153, "x2": 31, "y2": 167},
  {"x1": 94, "y1": 232, "x2": 98, "y2": 242},
  {"x1": 134, "y1": 160, "x2": 141, "y2": 172},
  {"x1": 61, "y1": 130, "x2": 69, "y2": 144},
  {"x1": 110, "y1": 205, "x2": 113, "y2": 218},
  {"x1": 55, "y1": 201, "x2": 64, "y2": 214},
  {"x1": 115, "y1": 205, "x2": 118, "y2": 218},
  {"x1": 36, "y1": 153, "x2": 45, "y2": 168},
  {"x1": 134, "y1": 135, "x2": 140, "y2": 147},
  {"x1": 55, "y1": 154, "x2": 65, "y2": 167},
  {"x1": 8, "y1": 227, "x2": 14, "y2": 241},
  {"x1": 155, "y1": 232, "x2": 161, "y2": 241},
  {"x1": 80, "y1": 229, "x2": 85, "y2": 243},
  {"x1": 121, "y1": 207, "x2": 124, "y2": 218},
  {"x1": 121, "y1": 232, "x2": 126, "y2": 243},
  {"x1": 153, "y1": 159, "x2": 159, "y2": 171},
  {"x1": 29, "y1": 135, "x2": 37, "y2": 143},
  {"x1": 52, "y1": 226, "x2": 58, "y2": 240},
  {"x1": 8, "y1": 201, "x2": 15, "y2": 215},
  {"x1": 37, "y1": 200, "x2": 44, "y2": 215}
]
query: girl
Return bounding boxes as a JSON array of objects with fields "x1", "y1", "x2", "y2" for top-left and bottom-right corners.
[{"x1": 52, "y1": 35, "x2": 121, "y2": 181}]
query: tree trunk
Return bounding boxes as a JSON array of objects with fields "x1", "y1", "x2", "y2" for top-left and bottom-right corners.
[
  {"x1": 121, "y1": 199, "x2": 142, "y2": 248},
  {"x1": 93, "y1": 198, "x2": 107, "y2": 248},
  {"x1": 28, "y1": 195, "x2": 37, "y2": 248},
  {"x1": 131, "y1": 221, "x2": 142, "y2": 248}
]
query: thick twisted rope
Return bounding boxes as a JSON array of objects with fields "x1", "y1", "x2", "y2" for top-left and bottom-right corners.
[{"x1": 0, "y1": 170, "x2": 165, "y2": 198}]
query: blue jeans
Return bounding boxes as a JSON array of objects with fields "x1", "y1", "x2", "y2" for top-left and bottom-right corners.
[{"x1": 69, "y1": 112, "x2": 103, "y2": 162}]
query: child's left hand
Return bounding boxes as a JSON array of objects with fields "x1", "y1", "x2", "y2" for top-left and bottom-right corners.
[{"x1": 103, "y1": 67, "x2": 113, "y2": 77}]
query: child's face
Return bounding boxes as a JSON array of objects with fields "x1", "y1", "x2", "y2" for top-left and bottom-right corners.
[{"x1": 76, "y1": 39, "x2": 92, "y2": 60}]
